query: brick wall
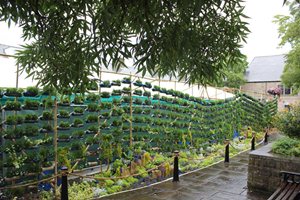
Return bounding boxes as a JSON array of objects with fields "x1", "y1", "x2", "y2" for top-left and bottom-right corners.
[{"x1": 248, "y1": 144, "x2": 300, "y2": 193}]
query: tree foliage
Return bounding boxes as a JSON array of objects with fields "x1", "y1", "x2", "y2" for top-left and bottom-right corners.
[
  {"x1": 0, "y1": 1, "x2": 249, "y2": 92},
  {"x1": 212, "y1": 55, "x2": 247, "y2": 88},
  {"x1": 275, "y1": 1, "x2": 300, "y2": 93}
]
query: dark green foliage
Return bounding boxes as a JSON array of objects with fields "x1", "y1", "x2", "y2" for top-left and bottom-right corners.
[
  {"x1": 74, "y1": 107, "x2": 84, "y2": 114},
  {"x1": 133, "y1": 89, "x2": 142, "y2": 96},
  {"x1": 5, "y1": 101, "x2": 21, "y2": 110},
  {"x1": 101, "y1": 102, "x2": 112, "y2": 109},
  {"x1": 24, "y1": 114, "x2": 38, "y2": 122},
  {"x1": 143, "y1": 91, "x2": 151, "y2": 97},
  {"x1": 58, "y1": 110, "x2": 70, "y2": 118},
  {"x1": 73, "y1": 96, "x2": 84, "y2": 104},
  {"x1": 101, "y1": 92, "x2": 110, "y2": 98},
  {"x1": 73, "y1": 118, "x2": 84, "y2": 127},
  {"x1": 272, "y1": 137, "x2": 300, "y2": 157},
  {"x1": 111, "y1": 80, "x2": 121, "y2": 86},
  {"x1": 134, "y1": 98, "x2": 143, "y2": 105},
  {"x1": 144, "y1": 82, "x2": 152, "y2": 89},
  {"x1": 87, "y1": 125, "x2": 98, "y2": 133},
  {"x1": 72, "y1": 130, "x2": 85, "y2": 138},
  {"x1": 5, "y1": 88, "x2": 23, "y2": 97},
  {"x1": 59, "y1": 121, "x2": 70, "y2": 128},
  {"x1": 6, "y1": 115, "x2": 24, "y2": 125},
  {"x1": 42, "y1": 98, "x2": 54, "y2": 108},
  {"x1": 86, "y1": 93, "x2": 99, "y2": 102},
  {"x1": 24, "y1": 99, "x2": 39, "y2": 109},
  {"x1": 24, "y1": 125, "x2": 39, "y2": 136},
  {"x1": 122, "y1": 87, "x2": 131, "y2": 94},
  {"x1": 86, "y1": 114, "x2": 98, "y2": 123},
  {"x1": 24, "y1": 86, "x2": 39, "y2": 97},
  {"x1": 112, "y1": 89, "x2": 122, "y2": 96},
  {"x1": 42, "y1": 111, "x2": 53, "y2": 120},
  {"x1": 122, "y1": 96, "x2": 131, "y2": 103},
  {"x1": 87, "y1": 103, "x2": 99, "y2": 112}
]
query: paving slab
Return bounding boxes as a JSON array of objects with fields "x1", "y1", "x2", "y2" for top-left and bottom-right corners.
[{"x1": 99, "y1": 151, "x2": 271, "y2": 200}]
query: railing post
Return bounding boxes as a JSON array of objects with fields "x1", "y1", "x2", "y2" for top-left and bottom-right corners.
[
  {"x1": 264, "y1": 131, "x2": 268, "y2": 144},
  {"x1": 61, "y1": 166, "x2": 68, "y2": 200},
  {"x1": 224, "y1": 139, "x2": 230, "y2": 163},
  {"x1": 173, "y1": 150, "x2": 179, "y2": 182},
  {"x1": 251, "y1": 134, "x2": 256, "y2": 151}
]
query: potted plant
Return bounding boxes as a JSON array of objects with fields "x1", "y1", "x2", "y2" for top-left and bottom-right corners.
[
  {"x1": 122, "y1": 87, "x2": 131, "y2": 94},
  {"x1": 143, "y1": 91, "x2": 151, "y2": 97},
  {"x1": 6, "y1": 115, "x2": 24, "y2": 125},
  {"x1": 23, "y1": 99, "x2": 39, "y2": 110},
  {"x1": 4, "y1": 101, "x2": 21, "y2": 111},
  {"x1": 42, "y1": 98, "x2": 54, "y2": 108},
  {"x1": 3, "y1": 127, "x2": 23, "y2": 139},
  {"x1": 59, "y1": 96, "x2": 70, "y2": 106},
  {"x1": 58, "y1": 134, "x2": 70, "y2": 142},
  {"x1": 86, "y1": 125, "x2": 98, "y2": 134},
  {"x1": 111, "y1": 119, "x2": 123, "y2": 127},
  {"x1": 122, "y1": 77, "x2": 131, "y2": 84},
  {"x1": 5, "y1": 88, "x2": 23, "y2": 97},
  {"x1": 73, "y1": 95, "x2": 84, "y2": 104},
  {"x1": 41, "y1": 111, "x2": 53, "y2": 120},
  {"x1": 122, "y1": 96, "x2": 131, "y2": 103},
  {"x1": 101, "y1": 112, "x2": 111, "y2": 119},
  {"x1": 133, "y1": 80, "x2": 143, "y2": 87},
  {"x1": 133, "y1": 107, "x2": 143, "y2": 114},
  {"x1": 112, "y1": 98, "x2": 121, "y2": 105},
  {"x1": 87, "y1": 80, "x2": 98, "y2": 90},
  {"x1": 23, "y1": 125, "x2": 39, "y2": 137},
  {"x1": 86, "y1": 93, "x2": 99, "y2": 102},
  {"x1": 152, "y1": 86, "x2": 160, "y2": 92},
  {"x1": 100, "y1": 121, "x2": 109, "y2": 129},
  {"x1": 58, "y1": 121, "x2": 71, "y2": 130},
  {"x1": 86, "y1": 114, "x2": 98, "y2": 123},
  {"x1": 111, "y1": 108, "x2": 124, "y2": 116},
  {"x1": 87, "y1": 103, "x2": 99, "y2": 112},
  {"x1": 111, "y1": 80, "x2": 121, "y2": 86},
  {"x1": 144, "y1": 99, "x2": 151, "y2": 105},
  {"x1": 144, "y1": 82, "x2": 152, "y2": 89},
  {"x1": 134, "y1": 98, "x2": 143, "y2": 105},
  {"x1": 143, "y1": 108, "x2": 151, "y2": 114},
  {"x1": 41, "y1": 85, "x2": 55, "y2": 95},
  {"x1": 72, "y1": 130, "x2": 85, "y2": 139},
  {"x1": 153, "y1": 94, "x2": 159, "y2": 100},
  {"x1": 160, "y1": 88, "x2": 167, "y2": 94},
  {"x1": 40, "y1": 123, "x2": 53, "y2": 133},
  {"x1": 24, "y1": 113, "x2": 38, "y2": 123},
  {"x1": 101, "y1": 102, "x2": 112, "y2": 109},
  {"x1": 23, "y1": 86, "x2": 39, "y2": 97},
  {"x1": 112, "y1": 89, "x2": 122, "y2": 96},
  {"x1": 133, "y1": 89, "x2": 143, "y2": 96},
  {"x1": 58, "y1": 110, "x2": 70, "y2": 118},
  {"x1": 72, "y1": 118, "x2": 84, "y2": 127},
  {"x1": 72, "y1": 107, "x2": 85, "y2": 115},
  {"x1": 101, "y1": 92, "x2": 111, "y2": 98},
  {"x1": 100, "y1": 80, "x2": 111, "y2": 88}
]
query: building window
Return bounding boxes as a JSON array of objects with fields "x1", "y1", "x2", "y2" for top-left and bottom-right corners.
[{"x1": 278, "y1": 84, "x2": 292, "y2": 95}]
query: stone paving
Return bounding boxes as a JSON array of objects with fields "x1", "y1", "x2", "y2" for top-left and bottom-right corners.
[{"x1": 100, "y1": 151, "x2": 271, "y2": 200}]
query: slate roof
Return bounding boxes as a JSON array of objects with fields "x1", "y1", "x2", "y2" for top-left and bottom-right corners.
[{"x1": 245, "y1": 54, "x2": 286, "y2": 82}]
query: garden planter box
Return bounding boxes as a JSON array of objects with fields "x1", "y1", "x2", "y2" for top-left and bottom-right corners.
[
  {"x1": 85, "y1": 130, "x2": 97, "y2": 135},
  {"x1": 71, "y1": 112, "x2": 84, "y2": 116},
  {"x1": 58, "y1": 102, "x2": 70, "y2": 106},
  {"x1": 24, "y1": 119, "x2": 38, "y2": 123},
  {"x1": 57, "y1": 115, "x2": 70, "y2": 119},
  {"x1": 57, "y1": 126, "x2": 70, "y2": 130},
  {"x1": 22, "y1": 106, "x2": 39, "y2": 110},
  {"x1": 71, "y1": 124, "x2": 84, "y2": 128}
]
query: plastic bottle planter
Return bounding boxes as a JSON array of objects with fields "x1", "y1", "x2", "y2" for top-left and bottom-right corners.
[
  {"x1": 4, "y1": 88, "x2": 23, "y2": 97},
  {"x1": 100, "y1": 80, "x2": 111, "y2": 88},
  {"x1": 143, "y1": 82, "x2": 152, "y2": 89},
  {"x1": 111, "y1": 80, "x2": 121, "y2": 86},
  {"x1": 72, "y1": 107, "x2": 85, "y2": 116},
  {"x1": 24, "y1": 114, "x2": 39, "y2": 123},
  {"x1": 57, "y1": 122, "x2": 71, "y2": 130},
  {"x1": 58, "y1": 110, "x2": 70, "y2": 119},
  {"x1": 4, "y1": 101, "x2": 22, "y2": 111},
  {"x1": 122, "y1": 77, "x2": 131, "y2": 84},
  {"x1": 23, "y1": 100, "x2": 39, "y2": 110},
  {"x1": 40, "y1": 111, "x2": 54, "y2": 121},
  {"x1": 112, "y1": 90, "x2": 122, "y2": 96},
  {"x1": 23, "y1": 87, "x2": 39, "y2": 97},
  {"x1": 133, "y1": 80, "x2": 143, "y2": 87}
]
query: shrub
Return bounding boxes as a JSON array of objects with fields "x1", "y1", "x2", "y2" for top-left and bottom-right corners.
[
  {"x1": 272, "y1": 137, "x2": 300, "y2": 157},
  {"x1": 273, "y1": 103, "x2": 300, "y2": 138},
  {"x1": 112, "y1": 80, "x2": 121, "y2": 86}
]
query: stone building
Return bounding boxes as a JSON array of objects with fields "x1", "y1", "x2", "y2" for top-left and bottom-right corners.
[{"x1": 241, "y1": 54, "x2": 300, "y2": 110}]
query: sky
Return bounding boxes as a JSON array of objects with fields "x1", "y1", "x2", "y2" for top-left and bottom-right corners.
[{"x1": 0, "y1": 0, "x2": 292, "y2": 88}]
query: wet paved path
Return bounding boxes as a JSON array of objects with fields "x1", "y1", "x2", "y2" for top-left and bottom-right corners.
[{"x1": 100, "y1": 151, "x2": 270, "y2": 200}]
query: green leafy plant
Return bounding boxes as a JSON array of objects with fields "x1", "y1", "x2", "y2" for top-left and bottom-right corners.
[
  {"x1": 87, "y1": 125, "x2": 98, "y2": 133},
  {"x1": 73, "y1": 107, "x2": 84, "y2": 114},
  {"x1": 272, "y1": 137, "x2": 300, "y2": 157},
  {"x1": 111, "y1": 119, "x2": 123, "y2": 127},
  {"x1": 144, "y1": 99, "x2": 151, "y2": 105},
  {"x1": 133, "y1": 89, "x2": 142, "y2": 96},
  {"x1": 72, "y1": 130, "x2": 85, "y2": 138},
  {"x1": 23, "y1": 125, "x2": 39, "y2": 136},
  {"x1": 101, "y1": 102, "x2": 112, "y2": 109},
  {"x1": 112, "y1": 98, "x2": 121, "y2": 105},
  {"x1": 112, "y1": 89, "x2": 122, "y2": 96},
  {"x1": 5, "y1": 88, "x2": 23, "y2": 97},
  {"x1": 87, "y1": 103, "x2": 99, "y2": 112},
  {"x1": 86, "y1": 114, "x2": 98, "y2": 123},
  {"x1": 6, "y1": 115, "x2": 24, "y2": 125},
  {"x1": 86, "y1": 93, "x2": 99, "y2": 102},
  {"x1": 87, "y1": 80, "x2": 98, "y2": 90},
  {"x1": 122, "y1": 87, "x2": 131, "y2": 94},
  {"x1": 101, "y1": 112, "x2": 110, "y2": 119},
  {"x1": 42, "y1": 98, "x2": 54, "y2": 108},
  {"x1": 58, "y1": 110, "x2": 70, "y2": 118},
  {"x1": 24, "y1": 113, "x2": 38, "y2": 122},
  {"x1": 152, "y1": 86, "x2": 160, "y2": 92},
  {"x1": 134, "y1": 98, "x2": 143, "y2": 105},
  {"x1": 122, "y1": 96, "x2": 131, "y2": 103},
  {"x1": 23, "y1": 99, "x2": 39, "y2": 109},
  {"x1": 100, "y1": 80, "x2": 111, "y2": 88},
  {"x1": 133, "y1": 107, "x2": 143, "y2": 114},
  {"x1": 42, "y1": 111, "x2": 53, "y2": 120},
  {"x1": 23, "y1": 86, "x2": 39, "y2": 97},
  {"x1": 73, "y1": 95, "x2": 84, "y2": 104},
  {"x1": 122, "y1": 77, "x2": 131, "y2": 84},
  {"x1": 144, "y1": 82, "x2": 152, "y2": 89},
  {"x1": 58, "y1": 121, "x2": 70, "y2": 129},
  {"x1": 112, "y1": 108, "x2": 124, "y2": 116},
  {"x1": 112, "y1": 80, "x2": 121, "y2": 86},
  {"x1": 5, "y1": 101, "x2": 21, "y2": 111},
  {"x1": 73, "y1": 118, "x2": 84, "y2": 127},
  {"x1": 101, "y1": 92, "x2": 110, "y2": 98},
  {"x1": 143, "y1": 91, "x2": 151, "y2": 97}
]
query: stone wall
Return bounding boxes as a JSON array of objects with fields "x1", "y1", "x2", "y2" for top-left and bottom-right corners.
[{"x1": 248, "y1": 143, "x2": 300, "y2": 193}]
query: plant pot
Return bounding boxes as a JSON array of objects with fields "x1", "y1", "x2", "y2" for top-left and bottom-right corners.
[
  {"x1": 57, "y1": 126, "x2": 70, "y2": 130},
  {"x1": 57, "y1": 138, "x2": 70, "y2": 142},
  {"x1": 24, "y1": 120, "x2": 38, "y2": 123},
  {"x1": 71, "y1": 112, "x2": 84, "y2": 116}
]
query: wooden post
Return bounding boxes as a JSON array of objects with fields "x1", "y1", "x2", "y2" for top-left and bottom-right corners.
[
  {"x1": 53, "y1": 98, "x2": 58, "y2": 199},
  {"x1": 129, "y1": 73, "x2": 133, "y2": 146},
  {"x1": 158, "y1": 77, "x2": 161, "y2": 106},
  {"x1": 224, "y1": 139, "x2": 230, "y2": 163},
  {"x1": 16, "y1": 63, "x2": 19, "y2": 89}
]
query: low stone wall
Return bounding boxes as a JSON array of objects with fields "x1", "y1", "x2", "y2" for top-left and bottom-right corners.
[{"x1": 248, "y1": 143, "x2": 300, "y2": 193}]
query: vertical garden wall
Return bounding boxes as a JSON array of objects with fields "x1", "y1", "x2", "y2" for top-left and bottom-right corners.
[{"x1": 0, "y1": 79, "x2": 277, "y2": 189}]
